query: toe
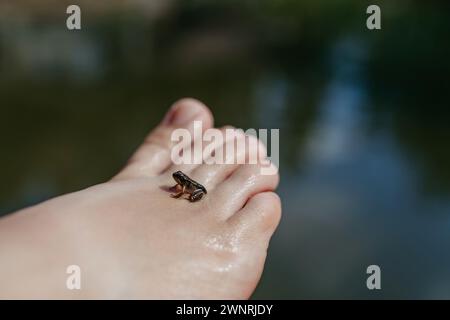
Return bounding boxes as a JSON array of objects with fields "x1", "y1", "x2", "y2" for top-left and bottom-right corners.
[
  {"x1": 166, "y1": 126, "x2": 233, "y2": 175},
  {"x1": 190, "y1": 130, "x2": 267, "y2": 190},
  {"x1": 211, "y1": 163, "x2": 279, "y2": 219},
  {"x1": 114, "y1": 98, "x2": 213, "y2": 179},
  {"x1": 228, "y1": 192, "x2": 282, "y2": 241}
]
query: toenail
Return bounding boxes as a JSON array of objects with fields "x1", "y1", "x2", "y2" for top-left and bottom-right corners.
[{"x1": 168, "y1": 103, "x2": 203, "y2": 126}]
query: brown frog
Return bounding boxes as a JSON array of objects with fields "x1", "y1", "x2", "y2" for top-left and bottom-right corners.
[{"x1": 171, "y1": 171, "x2": 207, "y2": 202}]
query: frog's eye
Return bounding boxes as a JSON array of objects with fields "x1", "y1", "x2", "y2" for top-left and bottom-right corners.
[{"x1": 173, "y1": 171, "x2": 182, "y2": 178}]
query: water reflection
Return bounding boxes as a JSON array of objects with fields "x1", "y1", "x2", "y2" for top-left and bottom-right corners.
[{"x1": 255, "y1": 36, "x2": 450, "y2": 299}]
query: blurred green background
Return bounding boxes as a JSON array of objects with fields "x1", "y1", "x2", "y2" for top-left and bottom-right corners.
[{"x1": 1, "y1": 0, "x2": 450, "y2": 298}]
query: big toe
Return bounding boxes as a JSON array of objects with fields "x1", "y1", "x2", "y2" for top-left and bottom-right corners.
[
  {"x1": 228, "y1": 191, "x2": 282, "y2": 240},
  {"x1": 114, "y1": 98, "x2": 213, "y2": 179}
]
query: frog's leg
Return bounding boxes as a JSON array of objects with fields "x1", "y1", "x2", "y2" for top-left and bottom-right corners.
[
  {"x1": 190, "y1": 189, "x2": 205, "y2": 202},
  {"x1": 171, "y1": 184, "x2": 185, "y2": 198}
]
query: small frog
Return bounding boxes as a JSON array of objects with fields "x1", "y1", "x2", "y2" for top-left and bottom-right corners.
[{"x1": 171, "y1": 171, "x2": 207, "y2": 202}]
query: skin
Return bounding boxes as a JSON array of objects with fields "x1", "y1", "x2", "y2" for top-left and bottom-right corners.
[{"x1": 0, "y1": 98, "x2": 281, "y2": 299}]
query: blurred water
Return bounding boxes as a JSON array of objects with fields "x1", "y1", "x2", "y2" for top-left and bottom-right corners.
[
  {"x1": 1, "y1": 0, "x2": 450, "y2": 299},
  {"x1": 254, "y1": 36, "x2": 450, "y2": 299}
]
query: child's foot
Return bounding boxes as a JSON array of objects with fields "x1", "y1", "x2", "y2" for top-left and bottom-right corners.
[{"x1": 0, "y1": 98, "x2": 281, "y2": 299}]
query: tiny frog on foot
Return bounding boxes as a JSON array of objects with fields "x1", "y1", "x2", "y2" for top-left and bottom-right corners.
[{"x1": 171, "y1": 171, "x2": 207, "y2": 202}]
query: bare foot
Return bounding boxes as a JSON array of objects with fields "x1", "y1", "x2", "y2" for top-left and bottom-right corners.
[{"x1": 0, "y1": 98, "x2": 281, "y2": 299}]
